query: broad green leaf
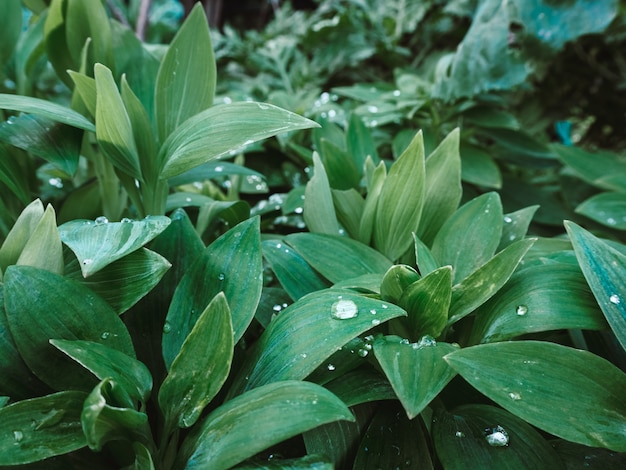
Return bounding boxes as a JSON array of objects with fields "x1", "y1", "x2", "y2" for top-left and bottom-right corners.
[
  {"x1": 4, "y1": 266, "x2": 135, "y2": 391},
  {"x1": 398, "y1": 266, "x2": 452, "y2": 339},
  {"x1": 162, "y1": 217, "x2": 262, "y2": 368},
  {"x1": 565, "y1": 221, "x2": 626, "y2": 351},
  {"x1": 65, "y1": 247, "x2": 171, "y2": 314},
  {"x1": 498, "y1": 206, "x2": 539, "y2": 251},
  {"x1": 460, "y1": 143, "x2": 502, "y2": 189},
  {"x1": 262, "y1": 239, "x2": 330, "y2": 301},
  {"x1": 347, "y1": 112, "x2": 379, "y2": 169},
  {"x1": 0, "y1": 94, "x2": 95, "y2": 132},
  {"x1": 374, "y1": 336, "x2": 457, "y2": 418},
  {"x1": 230, "y1": 289, "x2": 405, "y2": 394},
  {"x1": 304, "y1": 153, "x2": 341, "y2": 235},
  {"x1": 16, "y1": 204, "x2": 63, "y2": 276},
  {"x1": 576, "y1": 192, "x2": 626, "y2": 230},
  {"x1": 332, "y1": 273, "x2": 383, "y2": 293},
  {"x1": 0, "y1": 397, "x2": 7, "y2": 408},
  {"x1": 59, "y1": 215, "x2": 170, "y2": 277},
  {"x1": 235, "y1": 454, "x2": 333, "y2": 469},
  {"x1": 380, "y1": 264, "x2": 420, "y2": 304},
  {"x1": 462, "y1": 106, "x2": 520, "y2": 130},
  {"x1": 69, "y1": 71, "x2": 97, "y2": 117},
  {"x1": 414, "y1": 234, "x2": 439, "y2": 276},
  {"x1": 417, "y1": 128, "x2": 462, "y2": 245},
  {"x1": 445, "y1": 341, "x2": 626, "y2": 451},
  {"x1": 486, "y1": 128, "x2": 557, "y2": 161},
  {"x1": 373, "y1": 131, "x2": 425, "y2": 260},
  {"x1": 159, "y1": 293, "x2": 233, "y2": 429},
  {"x1": 470, "y1": 263, "x2": 607, "y2": 344},
  {"x1": 0, "y1": 144, "x2": 31, "y2": 206},
  {"x1": 332, "y1": 188, "x2": 364, "y2": 239},
  {"x1": 551, "y1": 439, "x2": 626, "y2": 468},
  {"x1": 431, "y1": 192, "x2": 503, "y2": 283},
  {"x1": 324, "y1": 368, "x2": 397, "y2": 407},
  {"x1": 554, "y1": 144, "x2": 626, "y2": 185},
  {"x1": 448, "y1": 239, "x2": 536, "y2": 325},
  {"x1": 178, "y1": 381, "x2": 354, "y2": 470},
  {"x1": 65, "y1": 0, "x2": 113, "y2": 70},
  {"x1": 0, "y1": 199, "x2": 44, "y2": 273},
  {"x1": 50, "y1": 339, "x2": 152, "y2": 404},
  {"x1": 94, "y1": 63, "x2": 142, "y2": 180},
  {"x1": 0, "y1": 0, "x2": 21, "y2": 70},
  {"x1": 358, "y1": 158, "x2": 386, "y2": 245},
  {"x1": 432, "y1": 404, "x2": 563, "y2": 470},
  {"x1": 43, "y1": 0, "x2": 74, "y2": 88},
  {"x1": 285, "y1": 233, "x2": 392, "y2": 284},
  {"x1": 155, "y1": 3, "x2": 215, "y2": 144},
  {"x1": 81, "y1": 379, "x2": 151, "y2": 452},
  {"x1": 319, "y1": 139, "x2": 360, "y2": 190},
  {"x1": 0, "y1": 391, "x2": 87, "y2": 465},
  {"x1": 168, "y1": 161, "x2": 265, "y2": 187},
  {"x1": 159, "y1": 102, "x2": 318, "y2": 179},
  {"x1": 305, "y1": 337, "x2": 371, "y2": 387}
]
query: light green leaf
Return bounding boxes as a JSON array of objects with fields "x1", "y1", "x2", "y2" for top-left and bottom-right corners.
[
  {"x1": 43, "y1": 0, "x2": 74, "y2": 88},
  {"x1": 358, "y1": 158, "x2": 386, "y2": 245},
  {"x1": 499, "y1": 206, "x2": 539, "y2": 250},
  {"x1": 576, "y1": 192, "x2": 626, "y2": 230},
  {"x1": 460, "y1": 143, "x2": 502, "y2": 189},
  {"x1": 65, "y1": 0, "x2": 114, "y2": 70},
  {"x1": 178, "y1": 381, "x2": 354, "y2": 470},
  {"x1": 304, "y1": 153, "x2": 341, "y2": 235},
  {"x1": 347, "y1": 112, "x2": 379, "y2": 169},
  {"x1": 0, "y1": 391, "x2": 87, "y2": 465},
  {"x1": 414, "y1": 234, "x2": 439, "y2": 276},
  {"x1": 565, "y1": 221, "x2": 626, "y2": 351},
  {"x1": 59, "y1": 215, "x2": 171, "y2": 277},
  {"x1": 320, "y1": 139, "x2": 360, "y2": 190},
  {"x1": 16, "y1": 204, "x2": 63, "y2": 276},
  {"x1": 0, "y1": 199, "x2": 44, "y2": 273},
  {"x1": 159, "y1": 293, "x2": 233, "y2": 429},
  {"x1": 69, "y1": 71, "x2": 96, "y2": 117},
  {"x1": 0, "y1": 0, "x2": 21, "y2": 71},
  {"x1": 554, "y1": 144, "x2": 626, "y2": 185},
  {"x1": 380, "y1": 264, "x2": 420, "y2": 304},
  {"x1": 332, "y1": 188, "x2": 364, "y2": 239},
  {"x1": 445, "y1": 341, "x2": 626, "y2": 451}
]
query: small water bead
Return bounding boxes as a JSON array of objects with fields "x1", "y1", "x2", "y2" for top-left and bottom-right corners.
[
  {"x1": 331, "y1": 299, "x2": 359, "y2": 320},
  {"x1": 327, "y1": 109, "x2": 337, "y2": 118},
  {"x1": 485, "y1": 425, "x2": 509, "y2": 447},
  {"x1": 370, "y1": 309, "x2": 377, "y2": 315},
  {"x1": 327, "y1": 363, "x2": 336, "y2": 371},
  {"x1": 371, "y1": 319, "x2": 381, "y2": 326},
  {"x1": 393, "y1": 89, "x2": 401, "y2": 97},
  {"x1": 82, "y1": 258, "x2": 93, "y2": 266},
  {"x1": 357, "y1": 348, "x2": 369, "y2": 357},
  {"x1": 610, "y1": 294, "x2": 621, "y2": 305},
  {"x1": 455, "y1": 431, "x2": 465, "y2": 438},
  {"x1": 101, "y1": 332, "x2": 110, "y2": 340},
  {"x1": 294, "y1": 207, "x2": 304, "y2": 214},
  {"x1": 48, "y1": 177, "x2": 63, "y2": 189},
  {"x1": 217, "y1": 273, "x2": 225, "y2": 281},
  {"x1": 503, "y1": 216, "x2": 513, "y2": 223},
  {"x1": 516, "y1": 305, "x2": 528, "y2": 316},
  {"x1": 185, "y1": 197, "x2": 192, "y2": 203},
  {"x1": 13, "y1": 430, "x2": 23, "y2": 443},
  {"x1": 120, "y1": 217, "x2": 133, "y2": 223},
  {"x1": 367, "y1": 105, "x2": 379, "y2": 113},
  {"x1": 272, "y1": 304, "x2": 282, "y2": 312},
  {"x1": 415, "y1": 335, "x2": 437, "y2": 348},
  {"x1": 508, "y1": 392, "x2": 522, "y2": 401},
  {"x1": 95, "y1": 216, "x2": 109, "y2": 225},
  {"x1": 163, "y1": 322, "x2": 172, "y2": 334}
]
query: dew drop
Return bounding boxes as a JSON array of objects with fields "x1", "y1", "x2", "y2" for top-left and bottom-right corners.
[
  {"x1": 607, "y1": 217, "x2": 617, "y2": 225},
  {"x1": 272, "y1": 304, "x2": 282, "y2": 312},
  {"x1": 48, "y1": 177, "x2": 63, "y2": 189},
  {"x1": 214, "y1": 165, "x2": 224, "y2": 172},
  {"x1": 370, "y1": 309, "x2": 377, "y2": 315},
  {"x1": 357, "y1": 348, "x2": 369, "y2": 357},
  {"x1": 294, "y1": 207, "x2": 303, "y2": 214},
  {"x1": 485, "y1": 425, "x2": 509, "y2": 446},
  {"x1": 328, "y1": 109, "x2": 337, "y2": 118},
  {"x1": 13, "y1": 430, "x2": 23, "y2": 443},
  {"x1": 367, "y1": 105, "x2": 379, "y2": 113},
  {"x1": 370, "y1": 120, "x2": 378, "y2": 127},
  {"x1": 508, "y1": 392, "x2": 522, "y2": 401},
  {"x1": 504, "y1": 216, "x2": 513, "y2": 223},
  {"x1": 610, "y1": 294, "x2": 620, "y2": 305},
  {"x1": 100, "y1": 332, "x2": 110, "y2": 340},
  {"x1": 120, "y1": 217, "x2": 133, "y2": 223},
  {"x1": 95, "y1": 216, "x2": 109, "y2": 225},
  {"x1": 415, "y1": 335, "x2": 437, "y2": 348},
  {"x1": 516, "y1": 305, "x2": 528, "y2": 316},
  {"x1": 82, "y1": 258, "x2": 93, "y2": 266},
  {"x1": 327, "y1": 363, "x2": 336, "y2": 371},
  {"x1": 218, "y1": 273, "x2": 225, "y2": 281},
  {"x1": 371, "y1": 319, "x2": 381, "y2": 326},
  {"x1": 455, "y1": 431, "x2": 465, "y2": 438},
  {"x1": 7, "y1": 116, "x2": 16, "y2": 124},
  {"x1": 163, "y1": 322, "x2": 171, "y2": 334},
  {"x1": 185, "y1": 197, "x2": 192, "y2": 203},
  {"x1": 331, "y1": 299, "x2": 359, "y2": 320},
  {"x1": 393, "y1": 89, "x2": 401, "y2": 96}
]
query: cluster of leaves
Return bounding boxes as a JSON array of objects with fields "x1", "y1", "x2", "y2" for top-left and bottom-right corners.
[{"x1": 0, "y1": 0, "x2": 625, "y2": 469}]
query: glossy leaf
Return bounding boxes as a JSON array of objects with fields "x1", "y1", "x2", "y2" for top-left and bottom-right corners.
[
  {"x1": 576, "y1": 192, "x2": 626, "y2": 230},
  {"x1": 59, "y1": 215, "x2": 171, "y2": 277},
  {"x1": 347, "y1": 112, "x2": 379, "y2": 168},
  {"x1": 332, "y1": 188, "x2": 364, "y2": 239},
  {"x1": 303, "y1": 153, "x2": 341, "y2": 235},
  {"x1": 235, "y1": 454, "x2": 333, "y2": 469},
  {"x1": 414, "y1": 234, "x2": 439, "y2": 276},
  {"x1": 320, "y1": 139, "x2": 360, "y2": 190},
  {"x1": 460, "y1": 143, "x2": 502, "y2": 189},
  {"x1": 445, "y1": 341, "x2": 626, "y2": 451},
  {"x1": 285, "y1": 232, "x2": 392, "y2": 284},
  {"x1": 0, "y1": 94, "x2": 95, "y2": 132},
  {"x1": 374, "y1": 337, "x2": 458, "y2": 418},
  {"x1": 69, "y1": 71, "x2": 97, "y2": 117},
  {"x1": 554, "y1": 144, "x2": 626, "y2": 185},
  {"x1": 499, "y1": 206, "x2": 539, "y2": 251},
  {"x1": 373, "y1": 131, "x2": 425, "y2": 260},
  {"x1": 324, "y1": 368, "x2": 397, "y2": 407},
  {"x1": 159, "y1": 102, "x2": 318, "y2": 179},
  {"x1": 64, "y1": 0, "x2": 113, "y2": 71},
  {"x1": 14, "y1": 203, "x2": 63, "y2": 276},
  {"x1": 358, "y1": 158, "x2": 386, "y2": 245},
  {"x1": 380, "y1": 264, "x2": 420, "y2": 303},
  {"x1": 159, "y1": 293, "x2": 233, "y2": 429},
  {"x1": 0, "y1": 0, "x2": 21, "y2": 70},
  {"x1": 565, "y1": 221, "x2": 626, "y2": 351},
  {"x1": 4, "y1": 266, "x2": 135, "y2": 391},
  {"x1": 162, "y1": 217, "x2": 262, "y2": 368},
  {"x1": 178, "y1": 381, "x2": 354, "y2": 470},
  {"x1": 168, "y1": 161, "x2": 265, "y2": 187},
  {"x1": 0, "y1": 391, "x2": 87, "y2": 465}
]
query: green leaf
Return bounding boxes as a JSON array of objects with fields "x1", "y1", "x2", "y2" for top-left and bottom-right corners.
[
  {"x1": 358, "y1": 158, "x2": 386, "y2": 245},
  {"x1": 460, "y1": 143, "x2": 502, "y2": 189},
  {"x1": 554, "y1": 144, "x2": 626, "y2": 185},
  {"x1": 94, "y1": 63, "x2": 142, "y2": 180},
  {"x1": 0, "y1": 391, "x2": 87, "y2": 466},
  {"x1": 159, "y1": 102, "x2": 318, "y2": 179},
  {"x1": 380, "y1": 264, "x2": 420, "y2": 304},
  {"x1": 576, "y1": 192, "x2": 626, "y2": 230},
  {"x1": 414, "y1": 234, "x2": 439, "y2": 276},
  {"x1": 448, "y1": 239, "x2": 536, "y2": 325},
  {"x1": 498, "y1": 206, "x2": 539, "y2": 251},
  {"x1": 304, "y1": 153, "x2": 341, "y2": 235},
  {"x1": 431, "y1": 192, "x2": 503, "y2": 283},
  {"x1": 470, "y1": 263, "x2": 607, "y2": 344},
  {"x1": 0, "y1": 0, "x2": 21, "y2": 71},
  {"x1": 129, "y1": 442, "x2": 156, "y2": 470},
  {"x1": 168, "y1": 161, "x2": 265, "y2": 187},
  {"x1": 65, "y1": 0, "x2": 114, "y2": 70},
  {"x1": 332, "y1": 188, "x2": 365, "y2": 239},
  {"x1": 162, "y1": 217, "x2": 262, "y2": 368},
  {"x1": 432, "y1": 404, "x2": 563, "y2": 470},
  {"x1": 462, "y1": 106, "x2": 520, "y2": 130},
  {"x1": 417, "y1": 128, "x2": 462, "y2": 245},
  {"x1": 324, "y1": 368, "x2": 397, "y2": 407},
  {"x1": 50, "y1": 339, "x2": 152, "y2": 404},
  {"x1": 374, "y1": 337, "x2": 458, "y2": 418},
  {"x1": 69, "y1": 71, "x2": 97, "y2": 117},
  {"x1": 0, "y1": 144, "x2": 31, "y2": 206},
  {"x1": 0, "y1": 94, "x2": 95, "y2": 132},
  {"x1": 178, "y1": 381, "x2": 354, "y2": 470},
  {"x1": 155, "y1": 3, "x2": 215, "y2": 144},
  {"x1": 235, "y1": 454, "x2": 333, "y2": 469},
  {"x1": 4, "y1": 266, "x2": 135, "y2": 391},
  {"x1": 16, "y1": 204, "x2": 64, "y2": 276},
  {"x1": 565, "y1": 221, "x2": 626, "y2": 351},
  {"x1": 59, "y1": 215, "x2": 171, "y2": 277},
  {"x1": 319, "y1": 139, "x2": 360, "y2": 190},
  {"x1": 43, "y1": 0, "x2": 74, "y2": 88},
  {"x1": 445, "y1": 341, "x2": 626, "y2": 451},
  {"x1": 159, "y1": 293, "x2": 233, "y2": 429},
  {"x1": 230, "y1": 289, "x2": 405, "y2": 394},
  {"x1": 285, "y1": 233, "x2": 392, "y2": 284},
  {"x1": 347, "y1": 112, "x2": 379, "y2": 169},
  {"x1": 373, "y1": 131, "x2": 425, "y2": 260},
  {"x1": 486, "y1": 128, "x2": 557, "y2": 161}
]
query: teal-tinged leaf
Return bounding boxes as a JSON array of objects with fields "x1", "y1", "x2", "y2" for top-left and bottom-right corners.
[
  {"x1": 398, "y1": 266, "x2": 452, "y2": 339},
  {"x1": 331, "y1": 273, "x2": 383, "y2": 293},
  {"x1": 332, "y1": 188, "x2": 364, "y2": 239},
  {"x1": 445, "y1": 341, "x2": 626, "y2": 451},
  {"x1": 417, "y1": 128, "x2": 462, "y2": 245},
  {"x1": 4, "y1": 266, "x2": 135, "y2": 391},
  {"x1": 59, "y1": 215, "x2": 171, "y2": 277},
  {"x1": 162, "y1": 217, "x2": 261, "y2": 368},
  {"x1": 0, "y1": 391, "x2": 87, "y2": 466},
  {"x1": 69, "y1": 71, "x2": 96, "y2": 117},
  {"x1": 551, "y1": 439, "x2": 626, "y2": 469},
  {"x1": 432, "y1": 404, "x2": 563, "y2": 470},
  {"x1": 65, "y1": 247, "x2": 171, "y2": 314},
  {"x1": 230, "y1": 289, "x2": 405, "y2": 394},
  {"x1": 470, "y1": 263, "x2": 607, "y2": 344},
  {"x1": 285, "y1": 233, "x2": 392, "y2": 284},
  {"x1": 576, "y1": 192, "x2": 626, "y2": 230},
  {"x1": 0, "y1": 94, "x2": 95, "y2": 132},
  {"x1": 554, "y1": 144, "x2": 626, "y2": 185},
  {"x1": 94, "y1": 63, "x2": 142, "y2": 180},
  {"x1": 14, "y1": 204, "x2": 63, "y2": 276},
  {"x1": 178, "y1": 381, "x2": 354, "y2": 470},
  {"x1": 43, "y1": 0, "x2": 74, "y2": 88},
  {"x1": 374, "y1": 337, "x2": 457, "y2": 418},
  {"x1": 168, "y1": 161, "x2": 265, "y2": 187},
  {"x1": 159, "y1": 102, "x2": 318, "y2": 179},
  {"x1": 324, "y1": 368, "x2": 397, "y2": 407},
  {"x1": 373, "y1": 131, "x2": 425, "y2": 260},
  {"x1": 499, "y1": 206, "x2": 539, "y2": 250},
  {"x1": 235, "y1": 454, "x2": 333, "y2": 469},
  {"x1": 50, "y1": 339, "x2": 152, "y2": 404},
  {"x1": 460, "y1": 143, "x2": 502, "y2": 189},
  {"x1": 304, "y1": 153, "x2": 341, "y2": 235},
  {"x1": 81, "y1": 379, "x2": 151, "y2": 452},
  {"x1": 448, "y1": 239, "x2": 536, "y2": 325},
  {"x1": 346, "y1": 112, "x2": 379, "y2": 169},
  {"x1": 0, "y1": 144, "x2": 31, "y2": 206},
  {"x1": 155, "y1": 3, "x2": 215, "y2": 144},
  {"x1": 358, "y1": 158, "x2": 386, "y2": 245},
  {"x1": 565, "y1": 221, "x2": 626, "y2": 351},
  {"x1": 431, "y1": 192, "x2": 503, "y2": 283},
  {"x1": 462, "y1": 106, "x2": 520, "y2": 130},
  {"x1": 319, "y1": 139, "x2": 360, "y2": 190},
  {"x1": 380, "y1": 264, "x2": 420, "y2": 304},
  {"x1": 0, "y1": 397, "x2": 7, "y2": 408},
  {"x1": 487, "y1": 128, "x2": 557, "y2": 161},
  {"x1": 0, "y1": 0, "x2": 21, "y2": 70},
  {"x1": 414, "y1": 234, "x2": 439, "y2": 276},
  {"x1": 159, "y1": 293, "x2": 233, "y2": 429},
  {"x1": 262, "y1": 239, "x2": 330, "y2": 301}
]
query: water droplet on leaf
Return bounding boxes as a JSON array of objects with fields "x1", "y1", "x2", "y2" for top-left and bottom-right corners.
[
  {"x1": 120, "y1": 217, "x2": 133, "y2": 223},
  {"x1": 95, "y1": 216, "x2": 109, "y2": 225},
  {"x1": 485, "y1": 425, "x2": 509, "y2": 446},
  {"x1": 331, "y1": 299, "x2": 358, "y2": 320},
  {"x1": 455, "y1": 431, "x2": 465, "y2": 438},
  {"x1": 516, "y1": 305, "x2": 528, "y2": 316},
  {"x1": 610, "y1": 294, "x2": 620, "y2": 305},
  {"x1": 163, "y1": 322, "x2": 171, "y2": 334},
  {"x1": 13, "y1": 431, "x2": 23, "y2": 443},
  {"x1": 508, "y1": 392, "x2": 521, "y2": 401},
  {"x1": 82, "y1": 258, "x2": 93, "y2": 266},
  {"x1": 218, "y1": 273, "x2": 225, "y2": 281},
  {"x1": 327, "y1": 363, "x2": 335, "y2": 371},
  {"x1": 100, "y1": 332, "x2": 110, "y2": 340}
]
